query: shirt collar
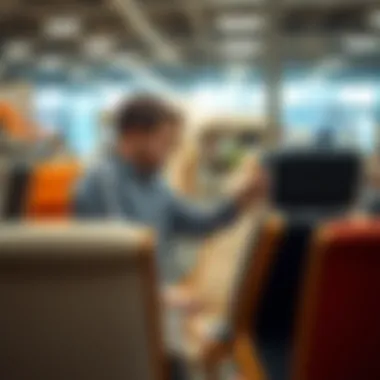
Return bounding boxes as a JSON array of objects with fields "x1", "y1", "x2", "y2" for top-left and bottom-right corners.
[{"x1": 112, "y1": 153, "x2": 160, "y2": 184}]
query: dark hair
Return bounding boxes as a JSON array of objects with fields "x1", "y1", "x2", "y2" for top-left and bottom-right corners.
[{"x1": 116, "y1": 94, "x2": 182, "y2": 136}]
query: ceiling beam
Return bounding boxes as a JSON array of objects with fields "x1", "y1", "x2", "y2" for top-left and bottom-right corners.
[
  {"x1": 108, "y1": 0, "x2": 180, "y2": 65},
  {"x1": 182, "y1": 0, "x2": 207, "y2": 48}
]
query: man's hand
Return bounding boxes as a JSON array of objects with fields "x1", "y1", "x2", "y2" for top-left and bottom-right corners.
[
  {"x1": 231, "y1": 158, "x2": 269, "y2": 211},
  {"x1": 163, "y1": 285, "x2": 204, "y2": 314}
]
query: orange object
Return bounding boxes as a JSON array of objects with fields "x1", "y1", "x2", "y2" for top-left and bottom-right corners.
[
  {"x1": 0, "y1": 102, "x2": 40, "y2": 141},
  {"x1": 25, "y1": 161, "x2": 82, "y2": 220}
]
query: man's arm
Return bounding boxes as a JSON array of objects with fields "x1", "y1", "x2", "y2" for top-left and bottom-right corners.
[
  {"x1": 169, "y1": 160, "x2": 267, "y2": 236},
  {"x1": 170, "y1": 195, "x2": 239, "y2": 236}
]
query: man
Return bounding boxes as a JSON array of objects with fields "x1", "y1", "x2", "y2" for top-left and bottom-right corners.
[
  {"x1": 75, "y1": 93, "x2": 266, "y2": 281},
  {"x1": 74, "y1": 94, "x2": 263, "y2": 379}
]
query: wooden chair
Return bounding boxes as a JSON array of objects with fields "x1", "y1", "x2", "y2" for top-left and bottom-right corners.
[
  {"x1": 25, "y1": 161, "x2": 82, "y2": 219},
  {"x1": 0, "y1": 223, "x2": 166, "y2": 380},
  {"x1": 235, "y1": 219, "x2": 380, "y2": 380},
  {"x1": 232, "y1": 217, "x2": 320, "y2": 380},
  {"x1": 165, "y1": 154, "x2": 271, "y2": 376},
  {"x1": 166, "y1": 139, "x2": 200, "y2": 197},
  {"x1": 176, "y1": 213, "x2": 284, "y2": 379},
  {"x1": 250, "y1": 217, "x2": 316, "y2": 380}
]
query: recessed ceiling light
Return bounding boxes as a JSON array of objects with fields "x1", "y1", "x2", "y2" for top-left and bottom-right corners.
[
  {"x1": 216, "y1": 14, "x2": 265, "y2": 33},
  {"x1": 44, "y1": 17, "x2": 81, "y2": 39}
]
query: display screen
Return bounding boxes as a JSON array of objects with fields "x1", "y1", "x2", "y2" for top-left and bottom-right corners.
[{"x1": 268, "y1": 149, "x2": 362, "y2": 211}]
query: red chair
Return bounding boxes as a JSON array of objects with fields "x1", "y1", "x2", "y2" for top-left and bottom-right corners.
[
  {"x1": 235, "y1": 219, "x2": 380, "y2": 380},
  {"x1": 292, "y1": 219, "x2": 380, "y2": 380}
]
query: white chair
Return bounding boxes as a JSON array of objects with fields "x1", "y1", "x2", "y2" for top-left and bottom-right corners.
[{"x1": 0, "y1": 223, "x2": 165, "y2": 380}]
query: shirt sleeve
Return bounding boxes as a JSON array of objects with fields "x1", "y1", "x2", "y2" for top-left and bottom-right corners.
[{"x1": 169, "y1": 194, "x2": 239, "y2": 236}]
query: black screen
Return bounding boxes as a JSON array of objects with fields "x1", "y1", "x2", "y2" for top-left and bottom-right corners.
[{"x1": 269, "y1": 149, "x2": 362, "y2": 211}]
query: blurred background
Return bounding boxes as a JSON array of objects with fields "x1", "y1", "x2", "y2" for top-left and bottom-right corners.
[
  {"x1": 2, "y1": 2, "x2": 380, "y2": 380},
  {"x1": 1, "y1": 0, "x2": 380, "y2": 158}
]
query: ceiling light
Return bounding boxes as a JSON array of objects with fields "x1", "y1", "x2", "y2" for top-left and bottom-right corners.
[
  {"x1": 368, "y1": 9, "x2": 380, "y2": 29},
  {"x1": 216, "y1": 14, "x2": 265, "y2": 33},
  {"x1": 84, "y1": 35, "x2": 116, "y2": 59},
  {"x1": 343, "y1": 34, "x2": 379, "y2": 54},
  {"x1": 219, "y1": 40, "x2": 262, "y2": 58},
  {"x1": 44, "y1": 17, "x2": 81, "y2": 39},
  {"x1": 4, "y1": 41, "x2": 32, "y2": 62}
]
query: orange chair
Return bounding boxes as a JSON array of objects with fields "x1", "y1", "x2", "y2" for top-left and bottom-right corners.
[
  {"x1": 25, "y1": 161, "x2": 82, "y2": 220},
  {"x1": 235, "y1": 219, "x2": 380, "y2": 380}
]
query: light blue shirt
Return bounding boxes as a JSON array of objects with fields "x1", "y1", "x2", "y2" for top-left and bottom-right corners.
[{"x1": 73, "y1": 155, "x2": 238, "y2": 279}]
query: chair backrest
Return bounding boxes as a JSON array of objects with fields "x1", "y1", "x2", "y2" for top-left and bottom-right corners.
[
  {"x1": 293, "y1": 220, "x2": 380, "y2": 380},
  {"x1": 25, "y1": 161, "x2": 82, "y2": 219},
  {"x1": 231, "y1": 216, "x2": 286, "y2": 380},
  {"x1": 0, "y1": 223, "x2": 164, "y2": 380},
  {"x1": 190, "y1": 211, "x2": 263, "y2": 315},
  {"x1": 186, "y1": 154, "x2": 267, "y2": 316},
  {"x1": 243, "y1": 216, "x2": 317, "y2": 380},
  {"x1": 231, "y1": 215, "x2": 285, "y2": 331},
  {"x1": 166, "y1": 140, "x2": 199, "y2": 197},
  {"x1": 254, "y1": 218, "x2": 315, "y2": 343},
  {"x1": 267, "y1": 148, "x2": 362, "y2": 215}
]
